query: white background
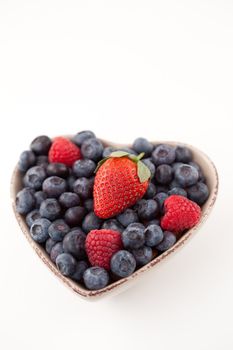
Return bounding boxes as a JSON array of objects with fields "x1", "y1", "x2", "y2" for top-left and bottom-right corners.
[{"x1": 0, "y1": 1, "x2": 233, "y2": 349}]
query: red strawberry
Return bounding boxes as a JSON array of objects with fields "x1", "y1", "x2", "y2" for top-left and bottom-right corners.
[
  {"x1": 85, "y1": 229, "x2": 123, "y2": 270},
  {"x1": 48, "y1": 137, "x2": 81, "y2": 167},
  {"x1": 161, "y1": 195, "x2": 201, "y2": 233},
  {"x1": 93, "y1": 151, "x2": 151, "y2": 219}
]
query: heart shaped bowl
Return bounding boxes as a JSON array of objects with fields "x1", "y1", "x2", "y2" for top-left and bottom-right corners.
[{"x1": 11, "y1": 139, "x2": 218, "y2": 300}]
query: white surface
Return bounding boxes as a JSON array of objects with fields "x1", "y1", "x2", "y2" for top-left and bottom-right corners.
[{"x1": 0, "y1": 1, "x2": 233, "y2": 349}]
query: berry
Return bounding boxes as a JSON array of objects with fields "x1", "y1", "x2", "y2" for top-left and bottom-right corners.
[
  {"x1": 145, "y1": 224, "x2": 164, "y2": 247},
  {"x1": 50, "y1": 242, "x2": 64, "y2": 262},
  {"x1": 169, "y1": 179, "x2": 181, "y2": 189},
  {"x1": 64, "y1": 206, "x2": 86, "y2": 227},
  {"x1": 67, "y1": 175, "x2": 76, "y2": 191},
  {"x1": 144, "y1": 219, "x2": 160, "y2": 227},
  {"x1": 132, "y1": 246, "x2": 153, "y2": 266},
  {"x1": 84, "y1": 198, "x2": 94, "y2": 212},
  {"x1": 152, "y1": 144, "x2": 176, "y2": 165},
  {"x1": 42, "y1": 176, "x2": 67, "y2": 198},
  {"x1": 154, "y1": 192, "x2": 168, "y2": 213},
  {"x1": 168, "y1": 187, "x2": 187, "y2": 197},
  {"x1": 16, "y1": 188, "x2": 35, "y2": 214},
  {"x1": 110, "y1": 250, "x2": 136, "y2": 277},
  {"x1": 45, "y1": 238, "x2": 56, "y2": 254},
  {"x1": 172, "y1": 162, "x2": 184, "y2": 172},
  {"x1": 102, "y1": 219, "x2": 124, "y2": 233},
  {"x1": 132, "y1": 138, "x2": 153, "y2": 157},
  {"x1": 142, "y1": 158, "x2": 155, "y2": 178},
  {"x1": 175, "y1": 164, "x2": 199, "y2": 187},
  {"x1": 155, "y1": 185, "x2": 169, "y2": 193},
  {"x1": 36, "y1": 155, "x2": 49, "y2": 167},
  {"x1": 102, "y1": 146, "x2": 116, "y2": 158},
  {"x1": 73, "y1": 159, "x2": 96, "y2": 178},
  {"x1": 30, "y1": 135, "x2": 51, "y2": 155},
  {"x1": 117, "y1": 209, "x2": 139, "y2": 227},
  {"x1": 72, "y1": 260, "x2": 89, "y2": 281},
  {"x1": 118, "y1": 147, "x2": 137, "y2": 155},
  {"x1": 39, "y1": 198, "x2": 61, "y2": 221},
  {"x1": 82, "y1": 212, "x2": 103, "y2": 233},
  {"x1": 122, "y1": 223, "x2": 145, "y2": 249},
  {"x1": 34, "y1": 191, "x2": 47, "y2": 208},
  {"x1": 73, "y1": 177, "x2": 94, "y2": 199},
  {"x1": 189, "y1": 162, "x2": 205, "y2": 182},
  {"x1": 144, "y1": 182, "x2": 156, "y2": 199},
  {"x1": 81, "y1": 138, "x2": 104, "y2": 161},
  {"x1": 49, "y1": 137, "x2": 81, "y2": 166},
  {"x1": 161, "y1": 195, "x2": 201, "y2": 233},
  {"x1": 72, "y1": 130, "x2": 96, "y2": 146},
  {"x1": 63, "y1": 229, "x2": 86, "y2": 259},
  {"x1": 137, "y1": 199, "x2": 159, "y2": 221},
  {"x1": 187, "y1": 182, "x2": 209, "y2": 205},
  {"x1": 85, "y1": 229, "x2": 122, "y2": 270},
  {"x1": 59, "y1": 192, "x2": 80, "y2": 208},
  {"x1": 48, "y1": 219, "x2": 70, "y2": 241},
  {"x1": 30, "y1": 218, "x2": 51, "y2": 243},
  {"x1": 155, "y1": 164, "x2": 173, "y2": 184},
  {"x1": 156, "y1": 231, "x2": 176, "y2": 252},
  {"x1": 26, "y1": 209, "x2": 41, "y2": 227},
  {"x1": 175, "y1": 146, "x2": 192, "y2": 163},
  {"x1": 56, "y1": 253, "x2": 77, "y2": 277},
  {"x1": 47, "y1": 163, "x2": 69, "y2": 178},
  {"x1": 18, "y1": 150, "x2": 36, "y2": 172},
  {"x1": 83, "y1": 267, "x2": 109, "y2": 290},
  {"x1": 23, "y1": 166, "x2": 47, "y2": 190}
]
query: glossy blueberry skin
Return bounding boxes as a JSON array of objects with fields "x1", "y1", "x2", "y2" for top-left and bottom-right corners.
[
  {"x1": 16, "y1": 188, "x2": 35, "y2": 215},
  {"x1": 47, "y1": 163, "x2": 69, "y2": 178},
  {"x1": 26, "y1": 209, "x2": 41, "y2": 227},
  {"x1": 144, "y1": 182, "x2": 156, "y2": 199},
  {"x1": 144, "y1": 219, "x2": 160, "y2": 227},
  {"x1": 64, "y1": 206, "x2": 86, "y2": 227},
  {"x1": 18, "y1": 150, "x2": 36, "y2": 172},
  {"x1": 71, "y1": 260, "x2": 89, "y2": 281},
  {"x1": 187, "y1": 182, "x2": 209, "y2": 205},
  {"x1": 172, "y1": 162, "x2": 184, "y2": 172},
  {"x1": 34, "y1": 191, "x2": 47, "y2": 208},
  {"x1": 63, "y1": 229, "x2": 86, "y2": 259},
  {"x1": 142, "y1": 158, "x2": 156, "y2": 178},
  {"x1": 156, "y1": 231, "x2": 176, "y2": 252},
  {"x1": 81, "y1": 138, "x2": 104, "y2": 161},
  {"x1": 155, "y1": 185, "x2": 169, "y2": 194},
  {"x1": 168, "y1": 187, "x2": 187, "y2": 197},
  {"x1": 137, "y1": 199, "x2": 159, "y2": 221},
  {"x1": 152, "y1": 144, "x2": 176, "y2": 165},
  {"x1": 23, "y1": 166, "x2": 47, "y2": 190},
  {"x1": 42, "y1": 176, "x2": 67, "y2": 198},
  {"x1": 56, "y1": 253, "x2": 77, "y2": 277},
  {"x1": 59, "y1": 192, "x2": 80, "y2": 208},
  {"x1": 122, "y1": 223, "x2": 145, "y2": 249},
  {"x1": 30, "y1": 218, "x2": 51, "y2": 243},
  {"x1": 45, "y1": 238, "x2": 57, "y2": 254},
  {"x1": 102, "y1": 219, "x2": 124, "y2": 233},
  {"x1": 50, "y1": 242, "x2": 64, "y2": 263},
  {"x1": 132, "y1": 246, "x2": 153, "y2": 266},
  {"x1": 175, "y1": 164, "x2": 199, "y2": 187},
  {"x1": 132, "y1": 138, "x2": 153, "y2": 157},
  {"x1": 154, "y1": 192, "x2": 168, "y2": 213},
  {"x1": 155, "y1": 164, "x2": 173, "y2": 184},
  {"x1": 39, "y1": 198, "x2": 61, "y2": 221},
  {"x1": 83, "y1": 267, "x2": 109, "y2": 290},
  {"x1": 175, "y1": 146, "x2": 192, "y2": 163},
  {"x1": 72, "y1": 159, "x2": 96, "y2": 178},
  {"x1": 48, "y1": 219, "x2": 70, "y2": 242},
  {"x1": 84, "y1": 198, "x2": 94, "y2": 212},
  {"x1": 189, "y1": 161, "x2": 205, "y2": 182},
  {"x1": 72, "y1": 130, "x2": 96, "y2": 146},
  {"x1": 67, "y1": 175, "x2": 77, "y2": 191},
  {"x1": 145, "y1": 224, "x2": 164, "y2": 247},
  {"x1": 117, "y1": 209, "x2": 139, "y2": 227},
  {"x1": 110, "y1": 250, "x2": 136, "y2": 278},
  {"x1": 102, "y1": 146, "x2": 116, "y2": 158},
  {"x1": 169, "y1": 178, "x2": 181, "y2": 189},
  {"x1": 36, "y1": 155, "x2": 49, "y2": 167},
  {"x1": 82, "y1": 212, "x2": 102, "y2": 233},
  {"x1": 73, "y1": 177, "x2": 94, "y2": 199},
  {"x1": 30, "y1": 135, "x2": 51, "y2": 155}
]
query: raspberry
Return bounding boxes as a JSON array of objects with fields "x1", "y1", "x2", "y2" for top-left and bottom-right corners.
[
  {"x1": 48, "y1": 137, "x2": 81, "y2": 167},
  {"x1": 85, "y1": 229, "x2": 123, "y2": 270}
]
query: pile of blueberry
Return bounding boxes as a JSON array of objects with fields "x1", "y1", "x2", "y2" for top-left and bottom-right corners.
[{"x1": 15, "y1": 132, "x2": 209, "y2": 290}]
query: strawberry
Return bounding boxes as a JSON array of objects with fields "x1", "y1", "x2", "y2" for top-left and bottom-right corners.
[
  {"x1": 48, "y1": 137, "x2": 81, "y2": 167},
  {"x1": 85, "y1": 229, "x2": 123, "y2": 270},
  {"x1": 93, "y1": 151, "x2": 151, "y2": 219},
  {"x1": 161, "y1": 195, "x2": 201, "y2": 233}
]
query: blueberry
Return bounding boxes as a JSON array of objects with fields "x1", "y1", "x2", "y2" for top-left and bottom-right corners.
[
  {"x1": 132, "y1": 246, "x2": 153, "y2": 266},
  {"x1": 83, "y1": 267, "x2": 109, "y2": 290},
  {"x1": 59, "y1": 192, "x2": 80, "y2": 208},
  {"x1": 18, "y1": 150, "x2": 36, "y2": 172},
  {"x1": 175, "y1": 164, "x2": 199, "y2": 187},
  {"x1": 137, "y1": 199, "x2": 159, "y2": 221},
  {"x1": 145, "y1": 224, "x2": 164, "y2": 247},
  {"x1": 64, "y1": 206, "x2": 86, "y2": 227},
  {"x1": 30, "y1": 135, "x2": 51, "y2": 155},
  {"x1": 84, "y1": 198, "x2": 94, "y2": 212},
  {"x1": 36, "y1": 155, "x2": 49, "y2": 167},
  {"x1": 102, "y1": 146, "x2": 116, "y2": 158},
  {"x1": 132, "y1": 138, "x2": 153, "y2": 157},
  {"x1": 34, "y1": 191, "x2": 47, "y2": 208},
  {"x1": 175, "y1": 146, "x2": 192, "y2": 163},
  {"x1": 50, "y1": 242, "x2": 64, "y2": 263},
  {"x1": 152, "y1": 144, "x2": 176, "y2": 165},
  {"x1": 154, "y1": 192, "x2": 168, "y2": 213},
  {"x1": 45, "y1": 238, "x2": 57, "y2": 254},
  {"x1": 144, "y1": 182, "x2": 156, "y2": 199},
  {"x1": 73, "y1": 177, "x2": 94, "y2": 199},
  {"x1": 48, "y1": 219, "x2": 70, "y2": 242},
  {"x1": 16, "y1": 188, "x2": 35, "y2": 214},
  {"x1": 72, "y1": 159, "x2": 96, "y2": 178},
  {"x1": 168, "y1": 187, "x2": 187, "y2": 197},
  {"x1": 117, "y1": 209, "x2": 138, "y2": 227},
  {"x1": 30, "y1": 218, "x2": 51, "y2": 243},
  {"x1": 72, "y1": 130, "x2": 96, "y2": 146},
  {"x1": 155, "y1": 164, "x2": 173, "y2": 184},
  {"x1": 189, "y1": 161, "x2": 205, "y2": 182},
  {"x1": 47, "y1": 163, "x2": 69, "y2": 178},
  {"x1": 110, "y1": 250, "x2": 136, "y2": 277},
  {"x1": 26, "y1": 209, "x2": 41, "y2": 227},
  {"x1": 42, "y1": 176, "x2": 67, "y2": 198},
  {"x1": 102, "y1": 219, "x2": 124, "y2": 233},
  {"x1": 82, "y1": 212, "x2": 102, "y2": 233},
  {"x1": 56, "y1": 253, "x2": 77, "y2": 277},
  {"x1": 117, "y1": 147, "x2": 137, "y2": 155},
  {"x1": 155, "y1": 185, "x2": 169, "y2": 193},
  {"x1": 39, "y1": 198, "x2": 61, "y2": 220},
  {"x1": 81, "y1": 138, "x2": 104, "y2": 161},
  {"x1": 122, "y1": 223, "x2": 145, "y2": 249},
  {"x1": 169, "y1": 179, "x2": 181, "y2": 189},
  {"x1": 156, "y1": 231, "x2": 176, "y2": 252},
  {"x1": 23, "y1": 166, "x2": 47, "y2": 190},
  {"x1": 142, "y1": 158, "x2": 156, "y2": 178},
  {"x1": 72, "y1": 260, "x2": 89, "y2": 281},
  {"x1": 144, "y1": 219, "x2": 160, "y2": 227},
  {"x1": 63, "y1": 229, "x2": 86, "y2": 259},
  {"x1": 187, "y1": 182, "x2": 209, "y2": 205},
  {"x1": 67, "y1": 175, "x2": 77, "y2": 191},
  {"x1": 172, "y1": 162, "x2": 184, "y2": 172}
]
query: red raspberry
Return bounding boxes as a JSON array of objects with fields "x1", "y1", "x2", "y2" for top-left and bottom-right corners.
[
  {"x1": 161, "y1": 195, "x2": 201, "y2": 233},
  {"x1": 85, "y1": 229, "x2": 123, "y2": 270},
  {"x1": 48, "y1": 137, "x2": 81, "y2": 167}
]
